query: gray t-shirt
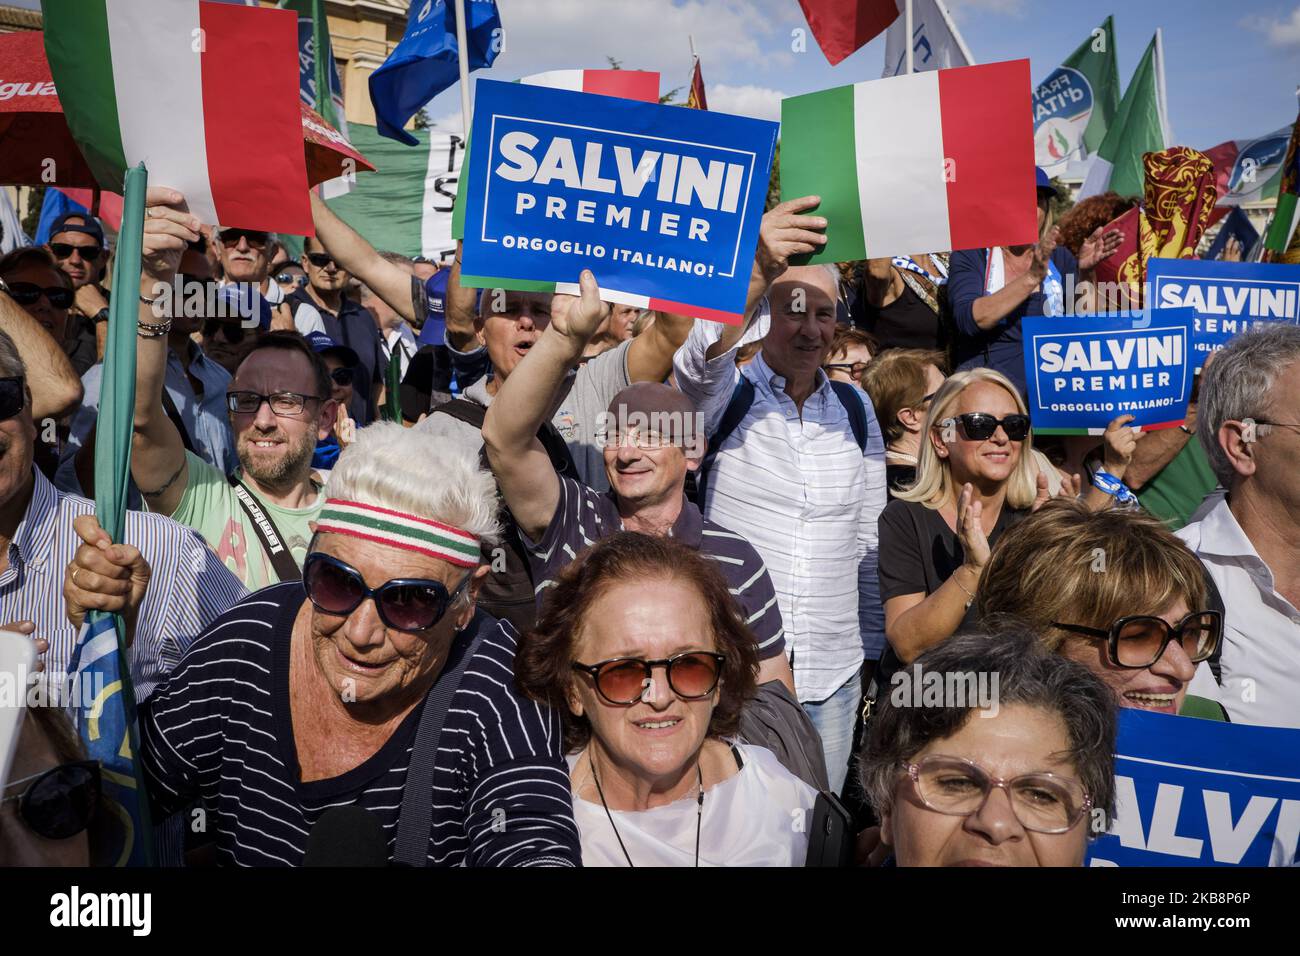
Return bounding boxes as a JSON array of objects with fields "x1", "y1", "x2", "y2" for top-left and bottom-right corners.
[{"x1": 415, "y1": 339, "x2": 632, "y2": 492}]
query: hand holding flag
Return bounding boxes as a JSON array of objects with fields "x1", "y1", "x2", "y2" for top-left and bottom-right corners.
[{"x1": 62, "y1": 515, "x2": 152, "y2": 637}]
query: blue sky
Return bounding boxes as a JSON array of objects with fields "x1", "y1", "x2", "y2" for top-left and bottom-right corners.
[{"x1": 10, "y1": 0, "x2": 1298, "y2": 147}]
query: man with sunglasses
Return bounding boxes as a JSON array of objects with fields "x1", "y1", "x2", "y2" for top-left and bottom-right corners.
[
  {"x1": 45, "y1": 213, "x2": 108, "y2": 376},
  {"x1": 133, "y1": 188, "x2": 337, "y2": 590},
  {"x1": 288, "y1": 236, "x2": 384, "y2": 426},
  {"x1": 0, "y1": 249, "x2": 85, "y2": 432},
  {"x1": 1178, "y1": 324, "x2": 1300, "y2": 728}
]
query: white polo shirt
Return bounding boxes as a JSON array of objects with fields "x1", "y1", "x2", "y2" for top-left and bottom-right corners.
[{"x1": 1177, "y1": 497, "x2": 1300, "y2": 728}]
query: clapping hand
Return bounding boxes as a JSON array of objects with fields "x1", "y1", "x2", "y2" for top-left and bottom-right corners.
[
  {"x1": 1078, "y1": 227, "x2": 1125, "y2": 271},
  {"x1": 955, "y1": 483, "x2": 992, "y2": 571}
]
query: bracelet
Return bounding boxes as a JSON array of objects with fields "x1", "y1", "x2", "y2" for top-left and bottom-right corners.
[
  {"x1": 139, "y1": 291, "x2": 158, "y2": 305},
  {"x1": 137, "y1": 318, "x2": 172, "y2": 338},
  {"x1": 1093, "y1": 469, "x2": 1138, "y2": 505},
  {"x1": 952, "y1": 568, "x2": 977, "y2": 608}
]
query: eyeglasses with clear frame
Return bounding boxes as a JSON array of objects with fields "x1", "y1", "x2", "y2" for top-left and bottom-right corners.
[{"x1": 902, "y1": 754, "x2": 1092, "y2": 834}]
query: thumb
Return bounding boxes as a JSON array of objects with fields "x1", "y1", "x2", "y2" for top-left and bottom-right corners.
[
  {"x1": 72, "y1": 514, "x2": 111, "y2": 551},
  {"x1": 578, "y1": 269, "x2": 603, "y2": 312}
]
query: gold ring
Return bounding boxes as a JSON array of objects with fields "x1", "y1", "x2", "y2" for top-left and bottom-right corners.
[{"x1": 71, "y1": 567, "x2": 82, "y2": 588}]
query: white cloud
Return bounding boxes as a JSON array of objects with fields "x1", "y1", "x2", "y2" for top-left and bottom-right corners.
[
  {"x1": 945, "y1": 0, "x2": 1025, "y2": 19},
  {"x1": 1242, "y1": 7, "x2": 1300, "y2": 48},
  {"x1": 706, "y1": 83, "x2": 786, "y2": 121}
]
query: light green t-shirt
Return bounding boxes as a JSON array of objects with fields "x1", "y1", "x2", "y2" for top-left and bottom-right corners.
[{"x1": 166, "y1": 452, "x2": 323, "y2": 591}]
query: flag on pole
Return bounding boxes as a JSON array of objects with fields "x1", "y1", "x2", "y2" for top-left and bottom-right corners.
[
  {"x1": 1202, "y1": 126, "x2": 1291, "y2": 206},
  {"x1": 1265, "y1": 113, "x2": 1300, "y2": 254},
  {"x1": 780, "y1": 59, "x2": 1037, "y2": 260},
  {"x1": 882, "y1": 0, "x2": 973, "y2": 78},
  {"x1": 1033, "y1": 16, "x2": 1120, "y2": 173},
  {"x1": 40, "y1": 0, "x2": 312, "y2": 234},
  {"x1": 369, "y1": 0, "x2": 502, "y2": 146},
  {"x1": 687, "y1": 57, "x2": 708, "y2": 109},
  {"x1": 66, "y1": 162, "x2": 153, "y2": 866},
  {"x1": 279, "y1": 0, "x2": 354, "y2": 198},
  {"x1": 798, "y1": 0, "x2": 898, "y2": 66},
  {"x1": 1078, "y1": 31, "x2": 1170, "y2": 199}
]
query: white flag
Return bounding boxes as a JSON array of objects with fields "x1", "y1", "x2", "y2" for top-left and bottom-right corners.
[{"x1": 883, "y1": 0, "x2": 974, "y2": 77}]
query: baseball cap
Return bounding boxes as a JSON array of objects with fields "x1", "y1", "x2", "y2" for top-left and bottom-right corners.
[
  {"x1": 1035, "y1": 167, "x2": 1057, "y2": 197},
  {"x1": 417, "y1": 269, "x2": 449, "y2": 347},
  {"x1": 305, "y1": 330, "x2": 360, "y2": 368},
  {"x1": 215, "y1": 283, "x2": 272, "y2": 331},
  {"x1": 48, "y1": 213, "x2": 104, "y2": 247}
]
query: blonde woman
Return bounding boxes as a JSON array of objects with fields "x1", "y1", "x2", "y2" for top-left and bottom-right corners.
[{"x1": 877, "y1": 368, "x2": 1077, "y2": 675}]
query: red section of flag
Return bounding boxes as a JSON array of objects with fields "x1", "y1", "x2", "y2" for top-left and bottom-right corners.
[
  {"x1": 56, "y1": 188, "x2": 124, "y2": 232},
  {"x1": 648, "y1": 297, "x2": 742, "y2": 326},
  {"x1": 798, "y1": 0, "x2": 897, "y2": 66},
  {"x1": 1201, "y1": 139, "x2": 1240, "y2": 201},
  {"x1": 582, "y1": 70, "x2": 660, "y2": 103},
  {"x1": 937, "y1": 60, "x2": 1037, "y2": 252},
  {"x1": 687, "y1": 60, "x2": 708, "y2": 110},
  {"x1": 199, "y1": 1, "x2": 312, "y2": 235}
]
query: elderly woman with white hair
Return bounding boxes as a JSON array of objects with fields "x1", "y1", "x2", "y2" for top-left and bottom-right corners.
[{"x1": 138, "y1": 423, "x2": 581, "y2": 866}]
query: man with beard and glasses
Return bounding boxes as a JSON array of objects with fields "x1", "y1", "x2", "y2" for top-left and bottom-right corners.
[
  {"x1": 131, "y1": 188, "x2": 337, "y2": 590},
  {"x1": 58, "y1": 238, "x2": 239, "y2": 496}
]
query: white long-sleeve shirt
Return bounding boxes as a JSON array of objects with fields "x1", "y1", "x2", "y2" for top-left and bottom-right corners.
[{"x1": 674, "y1": 317, "x2": 888, "y2": 703}]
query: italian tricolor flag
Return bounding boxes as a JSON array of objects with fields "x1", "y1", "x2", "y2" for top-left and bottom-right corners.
[
  {"x1": 41, "y1": 0, "x2": 312, "y2": 234},
  {"x1": 781, "y1": 59, "x2": 1038, "y2": 260}
]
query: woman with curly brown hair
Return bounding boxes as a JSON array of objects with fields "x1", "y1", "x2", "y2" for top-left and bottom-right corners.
[{"x1": 517, "y1": 532, "x2": 818, "y2": 866}]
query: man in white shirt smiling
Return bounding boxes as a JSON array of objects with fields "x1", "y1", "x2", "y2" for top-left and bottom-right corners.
[
  {"x1": 1178, "y1": 324, "x2": 1300, "y2": 728},
  {"x1": 674, "y1": 197, "x2": 888, "y2": 792}
]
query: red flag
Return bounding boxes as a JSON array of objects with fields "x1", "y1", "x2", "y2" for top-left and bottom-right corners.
[
  {"x1": 798, "y1": 0, "x2": 897, "y2": 66},
  {"x1": 687, "y1": 58, "x2": 708, "y2": 110}
]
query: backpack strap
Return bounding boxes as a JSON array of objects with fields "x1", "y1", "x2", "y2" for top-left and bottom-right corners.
[
  {"x1": 393, "y1": 612, "x2": 491, "y2": 866},
  {"x1": 828, "y1": 380, "x2": 869, "y2": 453},
  {"x1": 693, "y1": 376, "x2": 755, "y2": 506}
]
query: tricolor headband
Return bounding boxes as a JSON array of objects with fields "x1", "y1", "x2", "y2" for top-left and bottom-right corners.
[{"x1": 316, "y1": 499, "x2": 480, "y2": 568}]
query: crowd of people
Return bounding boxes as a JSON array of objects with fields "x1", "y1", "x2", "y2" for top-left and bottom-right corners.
[{"x1": 0, "y1": 156, "x2": 1297, "y2": 869}]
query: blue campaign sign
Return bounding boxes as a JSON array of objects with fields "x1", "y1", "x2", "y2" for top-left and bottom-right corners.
[
  {"x1": 1022, "y1": 310, "x2": 1195, "y2": 434},
  {"x1": 1148, "y1": 258, "x2": 1300, "y2": 370},
  {"x1": 460, "y1": 79, "x2": 778, "y2": 322},
  {"x1": 1088, "y1": 709, "x2": 1300, "y2": 867}
]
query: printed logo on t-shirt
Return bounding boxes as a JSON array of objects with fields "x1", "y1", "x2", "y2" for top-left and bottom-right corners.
[{"x1": 554, "y1": 411, "x2": 578, "y2": 440}]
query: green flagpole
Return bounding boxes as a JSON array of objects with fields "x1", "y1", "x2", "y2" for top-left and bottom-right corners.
[{"x1": 93, "y1": 161, "x2": 154, "y2": 865}]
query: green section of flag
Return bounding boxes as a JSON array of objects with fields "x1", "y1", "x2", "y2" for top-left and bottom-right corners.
[
  {"x1": 1265, "y1": 192, "x2": 1299, "y2": 253},
  {"x1": 279, "y1": 0, "x2": 341, "y2": 129},
  {"x1": 779, "y1": 83, "x2": 864, "y2": 264},
  {"x1": 324, "y1": 124, "x2": 428, "y2": 255},
  {"x1": 382, "y1": 350, "x2": 403, "y2": 423},
  {"x1": 41, "y1": 0, "x2": 128, "y2": 190},
  {"x1": 1096, "y1": 34, "x2": 1164, "y2": 198},
  {"x1": 1062, "y1": 15, "x2": 1121, "y2": 157},
  {"x1": 459, "y1": 275, "x2": 557, "y2": 294}
]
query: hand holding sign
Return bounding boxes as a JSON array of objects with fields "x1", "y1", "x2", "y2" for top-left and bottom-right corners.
[
  {"x1": 550, "y1": 270, "x2": 611, "y2": 347},
  {"x1": 1101, "y1": 414, "x2": 1145, "y2": 478},
  {"x1": 757, "y1": 196, "x2": 828, "y2": 285}
]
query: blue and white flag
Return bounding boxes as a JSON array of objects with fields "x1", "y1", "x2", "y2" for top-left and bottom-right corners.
[
  {"x1": 369, "y1": 0, "x2": 503, "y2": 146},
  {"x1": 1088, "y1": 709, "x2": 1300, "y2": 867},
  {"x1": 882, "y1": 0, "x2": 973, "y2": 78}
]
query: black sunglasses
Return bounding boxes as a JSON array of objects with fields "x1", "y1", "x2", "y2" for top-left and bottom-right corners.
[
  {"x1": 940, "y1": 412, "x2": 1031, "y2": 441},
  {"x1": 1051, "y1": 611, "x2": 1222, "y2": 670},
  {"x1": 220, "y1": 229, "x2": 268, "y2": 248},
  {"x1": 1, "y1": 760, "x2": 100, "y2": 840},
  {"x1": 305, "y1": 252, "x2": 336, "y2": 269},
  {"x1": 5, "y1": 282, "x2": 73, "y2": 310},
  {"x1": 276, "y1": 272, "x2": 307, "y2": 287},
  {"x1": 571, "y1": 652, "x2": 726, "y2": 706},
  {"x1": 0, "y1": 376, "x2": 25, "y2": 422},
  {"x1": 48, "y1": 242, "x2": 103, "y2": 262},
  {"x1": 204, "y1": 318, "x2": 246, "y2": 344},
  {"x1": 329, "y1": 366, "x2": 354, "y2": 386},
  {"x1": 303, "y1": 552, "x2": 474, "y2": 633}
]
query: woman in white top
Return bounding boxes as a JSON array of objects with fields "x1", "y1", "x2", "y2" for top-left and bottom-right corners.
[{"x1": 517, "y1": 532, "x2": 817, "y2": 867}]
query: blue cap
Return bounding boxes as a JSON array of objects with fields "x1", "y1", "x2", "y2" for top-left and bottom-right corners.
[
  {"x1": 48, "y1": 212, "x2": 105, "y2": 246},
  {"x1": 215, "y1": 283, "x2": 272, "y2": 331},
  {"x1": 417, "y1": 269, "x2": 448, "y2": 347},
  {"x1": 305, "y1": 330, "x2": 360, "y2": 368},
  {"x1": 1035, "y1": 167, "x2": 1055, "y2": 195}
]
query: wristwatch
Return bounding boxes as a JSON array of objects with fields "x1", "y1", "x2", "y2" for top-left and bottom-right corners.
[
  {"x1": 93, "y1": 308, "x2": 111, "y2": 324},
  {"x1": 1178, "y1": 424, "x2": 1193, "y2": 435}
]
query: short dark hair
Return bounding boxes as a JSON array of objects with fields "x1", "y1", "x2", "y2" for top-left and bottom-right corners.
[
  {"x1": 240, "y1": 330, "x2": 332, "y2": 400},
  {"x1": 515, "y1": 532, "x2": 759, "y2": 754},
  {"x1": 859, "y1": 622, "x2": 1118, "y2": 824},
  {"x1": 0, "y1": 247, "x2": 71, "y2": 290}
]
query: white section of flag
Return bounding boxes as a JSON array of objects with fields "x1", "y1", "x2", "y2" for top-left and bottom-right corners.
[
  {"x1": 883, "y1": 0, "x2": 974, "y2": 78},
  {"x1": 422, "y1": 131, "x2": 466, "y2": 259},
  {"x1": 105, "y1": 0, "x2": 216, "y2": 223},
  {"x1": 854, "y1": 72, "x2": 950, "y2": 256},
  {"x1": 520, "y1": 70, "x2": 586, "y2": 92}
]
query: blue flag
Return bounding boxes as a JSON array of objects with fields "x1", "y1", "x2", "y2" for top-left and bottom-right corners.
[{"x1": 369, "y1": 0, "x2": 502, "y2": 146}]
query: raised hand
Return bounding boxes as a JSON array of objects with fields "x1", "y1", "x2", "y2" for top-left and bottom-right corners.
[
  {"x1": 1101, "y1": 413, "x2": 1145, "y2": 478},
  {"x1": 1078, "y1": 226, "x2": 1125, "y2": 271},
  {"x1": 334, "y1": 403, "x2": 356, "y2": 448},
  {"x1": 549, "y1": 269, "x2": 611, "y2": 346},
  {"x1": 754, "y1": 196, "x2": 828, "y2": 286},
  {"x1": 141, "y1": 187, "x2": 201, "y2": 288},
  {"x1": 1030, "y1": 226, "x2": 1060, "y2": 281},
  {"x1": 62, "y1": 515, "x2": 152, "y2": 636},
  {"x1": 955, "y1": 482, "x2": 992, "y2": 571}
]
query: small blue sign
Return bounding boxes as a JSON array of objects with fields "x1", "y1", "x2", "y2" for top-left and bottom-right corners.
[
  {"x1": 1148, "y1": 258, "x2": 1300, "y2": 370},
  {"x1": 1088, "y1": 709, "x2": 1300, "y2": 867},
  {"x1": 460, "y1": 79, "x2": 778, "y2": 321},
  {"x1": 1022, "y1": 310, "x2": 1195, "y2": 434}
]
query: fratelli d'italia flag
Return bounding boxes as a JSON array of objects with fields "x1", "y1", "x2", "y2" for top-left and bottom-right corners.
[
  {"x1": 781, "y1": 59, "x2": 1038, "y2": 260},
  {"x1": 41, "y1": 0, "x2": 313, "y2": 234},
  {"x1": 1033, "y1": 15, "x2": 1120, "y2": 173}
]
